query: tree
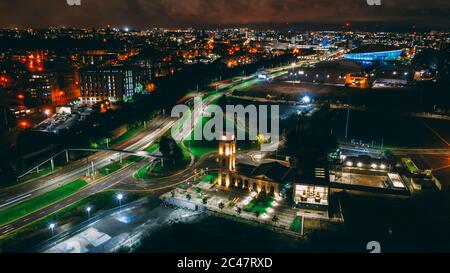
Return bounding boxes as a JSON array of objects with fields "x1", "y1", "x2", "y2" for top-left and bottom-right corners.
[
  {"x1": 202, "y1": 197, "x2": 208, "y2": 205},
  {"x1": 159, "y1": 136, "x2": 183, "y2": 164},
  {"x1": 186, "y1": 194, "x2": 192, "y2": 201},
  {"x1": 218, "y1": 202, "x2": 225, "y2": 211},
  {"x1": 272, "y1": 215, "x2": 279, "y2": 223},
  {"x1": 255, "y1": 211, "x2": 261, "y2": 218}
]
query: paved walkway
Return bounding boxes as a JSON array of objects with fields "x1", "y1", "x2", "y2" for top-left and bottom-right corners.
[{"x1": 163, "y1": 182, "x2": 300, "y2": 234}]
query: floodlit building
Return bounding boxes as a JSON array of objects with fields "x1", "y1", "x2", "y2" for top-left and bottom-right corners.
[
  {"x1": 288, "y1": 59, "x2": 368, "y2": 86},
  {"x1": 217, "y1": 136, "x2": 294, "y2": 196},
  {"x1": 79, "y1": 64, "x2": 151, "y2": 104},
  {"x1": 345, "y1": 73, "x2": 369, "y2": 88},
  {"x1": 27, "y1": 71, "x2": 59, "y2": 105},
  {"x1": 293, "y1": 167, "x2": 330, "y2": 211},
  {"x1": 217, "y1": 136, "x2": 330, "y2": 214}
]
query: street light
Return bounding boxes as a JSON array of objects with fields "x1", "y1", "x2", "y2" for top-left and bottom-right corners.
[
  {"x1": 49, "y1": 223, "x2": 56, "y2": 236},
  {"x1": 86, "y1": 206, "x2": 92, "y2": 219},
  {"x1": 302, "y1": 96, "x2": 311, "y2": 104},
  {"x1": 116, "y1": 193, "x2": 124, "y2": 211}
]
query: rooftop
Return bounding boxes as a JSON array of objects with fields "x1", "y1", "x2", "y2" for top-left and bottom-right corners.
[{"x1": 236, "y1": 161, "x2": 294, "y2": 183}]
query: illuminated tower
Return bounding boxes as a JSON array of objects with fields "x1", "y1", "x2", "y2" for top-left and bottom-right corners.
[{"x1": 217, "y1": 135, "x2": 236, "y2": 188}]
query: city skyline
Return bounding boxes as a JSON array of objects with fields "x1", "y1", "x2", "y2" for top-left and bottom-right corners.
[
  {"x1": 0, "y1": 0, "x2": 449, "y2": 30},
  {"x1": 0, "y1": 0, "x2": 449, "y2": 257}
]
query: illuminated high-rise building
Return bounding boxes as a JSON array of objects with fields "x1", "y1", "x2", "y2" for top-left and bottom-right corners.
[{"x1": 26, "y1": 71, "x2": 58, "y2": 105}]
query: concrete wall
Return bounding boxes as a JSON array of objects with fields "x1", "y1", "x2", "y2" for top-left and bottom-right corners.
[{"x1": 163, "y1": 197, "x2": 206, "y2": 212}]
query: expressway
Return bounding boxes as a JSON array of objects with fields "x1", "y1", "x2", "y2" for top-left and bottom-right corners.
[
  {"x1": 0, "y1": 117, "x2": 175, "y2": 210},
  {"x1": 0, "y1": 60, "x2": 308, "y2": 237}
]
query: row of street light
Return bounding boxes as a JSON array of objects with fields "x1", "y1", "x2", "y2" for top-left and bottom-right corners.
[{"x1": 47, "y1": 192, "x2": 125, "y2": 237}]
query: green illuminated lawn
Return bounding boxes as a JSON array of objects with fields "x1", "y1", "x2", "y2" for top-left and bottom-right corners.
[
  {"x1": 145, "y1": 142, "x2": 160, "y2": 154},
  {"x1": 244, "y1": 195, "x2": 275, "y2": 215},
  {"x1": 98, "y1": 161, "x2": 122, "y2": 176},
  {"x1": 0, "y1": 191, "x2": 146, "y2": 252},
  {"x1": 151, "y1": 144, "x2": 191, "y2": 175},
  {"x1": 135, "y1": 144, "x2": 191, "y2": 180},
  {"x1": 0, "y1": 179, "x2": 88, "y2": 226},
  {"x1": 202, "y1": 172, "x2": 218, "y2": 184},
  {"x1": 134, "y1": 163, "x2": 154, "y2": 180},
  {"x1": 402, "y1": 158, "x2": 419, "y2": 174},
  {"x1": 123, "y1": 155, "x2": 144, "y2": 164},
  {"x1": 290, "y1": 217, "x2": 302, "y2": 232}
]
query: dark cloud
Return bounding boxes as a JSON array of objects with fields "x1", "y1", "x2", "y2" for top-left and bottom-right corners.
[{"x1": 0, "y1": 0, "x2": 448, "y2": 29}]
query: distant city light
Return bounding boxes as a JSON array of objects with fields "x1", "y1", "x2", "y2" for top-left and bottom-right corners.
[
  {"x1": 19, "y1": 120, "x2": 29, "y2": 128},
  {"x1": 357, "y1": 162, "x2": 363, "y2": 168},
  {"x1": 346, "y1": 161, "x2": 353, "y2": 167}
]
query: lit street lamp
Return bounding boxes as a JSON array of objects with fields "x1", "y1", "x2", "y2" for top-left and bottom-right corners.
[
  {"x1": 116, "y1": 193, "x2": 124, "y2": 212},
  {"x1": 49, "y1": 223, "x2": 56, "y2": 236},
  {"x1": 302, "y1": 96, "x2": 311, "y2": 104},
  {"x1": 86, "y1": 206, "x2": 92, "y2": 219}
]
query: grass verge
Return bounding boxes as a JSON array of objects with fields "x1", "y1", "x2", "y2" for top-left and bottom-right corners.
[
  {"x1": 290, "y1": 216, "x2": 302, "y2": 232},
  {"x1": 135, "y1": 144, "x2": 191, "y2": 180},
  {"x1": 243, "y1": 194, "x2": 275, "y2": 215},
  {"x1": 0, "y1": 191, "x2": 146, "y2": 253},
  {"x1": 0, "y1": 179, "x2": 88, "y2": 226}
]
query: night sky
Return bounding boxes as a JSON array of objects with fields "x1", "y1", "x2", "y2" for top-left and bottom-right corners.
[{"x1": 0, "y1": 0, "x2": 448, "y2": 30}]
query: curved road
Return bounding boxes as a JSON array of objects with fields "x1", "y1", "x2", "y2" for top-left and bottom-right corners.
[{"x1": 0, "y1": 65, "x2": 296, "y2": 237}]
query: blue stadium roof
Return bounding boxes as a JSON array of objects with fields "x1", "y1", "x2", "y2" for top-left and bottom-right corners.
[{"x1": 345, "y1": 44, "x2": 402, "y2": 61}]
